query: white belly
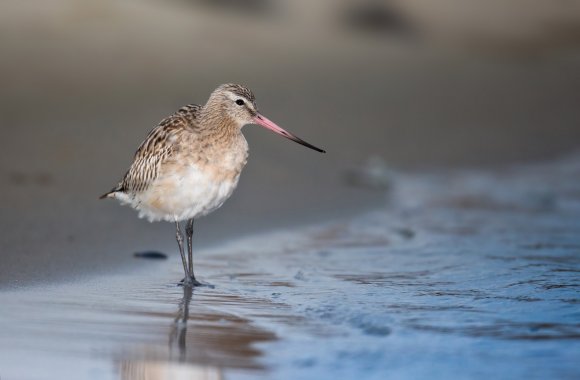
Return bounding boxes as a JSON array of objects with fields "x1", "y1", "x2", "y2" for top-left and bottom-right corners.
[{"x1": 117, "y1": 164, "x2": 241, "y2": 222}]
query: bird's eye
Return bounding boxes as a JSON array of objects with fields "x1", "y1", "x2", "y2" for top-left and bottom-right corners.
[{"x1": 235, "y1": 99, "x2": 245, "y2": 106}]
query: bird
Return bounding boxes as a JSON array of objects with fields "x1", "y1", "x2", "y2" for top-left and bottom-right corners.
[{"x1": 100, "y1": 83, "x2": 325, "y2": 286}]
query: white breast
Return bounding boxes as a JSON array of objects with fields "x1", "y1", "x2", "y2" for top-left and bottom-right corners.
[{"x1": 119, "y1": 163, "x2": 242, "y2": 223}]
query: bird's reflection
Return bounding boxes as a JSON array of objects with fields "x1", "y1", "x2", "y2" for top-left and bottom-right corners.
[
  {"x1": 120, "y1": 285, "x2": 224, "y2": 380},
  {"x1": 169, "y1": 285, "x2": 194, "y2": 363}
]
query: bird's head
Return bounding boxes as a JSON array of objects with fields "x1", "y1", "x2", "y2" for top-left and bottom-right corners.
[
  {"x1": 210, "y1": 83, "x2": 258, "y2": 127},
  {"x1": 206, "y1": 83, "x2": 325, "y2": 153}
]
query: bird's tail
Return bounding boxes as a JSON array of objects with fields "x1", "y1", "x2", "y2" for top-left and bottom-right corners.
[
  {"x1": 99, "y1": 184, "x2": 123, "y2": 199},
  {"x1": 99, "y1": 191, "x2": 115, "y2": 200}
]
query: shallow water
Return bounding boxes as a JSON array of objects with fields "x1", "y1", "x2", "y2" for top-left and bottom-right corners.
[{"x1": 1, "y1": 155, "x2": 579, "y2": 379}]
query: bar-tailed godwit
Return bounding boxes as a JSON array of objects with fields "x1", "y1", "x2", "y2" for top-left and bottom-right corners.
[{"x1": 100, "y1": 84, "x2": 325, "y2": 286}]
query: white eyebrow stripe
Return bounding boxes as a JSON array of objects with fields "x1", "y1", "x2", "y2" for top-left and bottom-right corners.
[{"x1": 228, "y1": 91, "x2": 256, "y2": 113}]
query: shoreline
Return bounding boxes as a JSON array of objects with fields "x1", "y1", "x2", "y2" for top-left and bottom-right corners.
[{"x1": 0, "y1": 153, "x2": 579, "y2": 379}]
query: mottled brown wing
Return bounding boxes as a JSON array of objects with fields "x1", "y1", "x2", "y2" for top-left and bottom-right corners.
[
  {"x1": 100, "y1": 104, "x2": 201, "y2": 199},
  {"x1": 124, "y1": 115, "x2": 191, "y2": 194}
]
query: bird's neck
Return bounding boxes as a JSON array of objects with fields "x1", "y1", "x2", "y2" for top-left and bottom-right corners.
[{"x1": 198, "y1": 102, "x2": 241, "y2": 143}]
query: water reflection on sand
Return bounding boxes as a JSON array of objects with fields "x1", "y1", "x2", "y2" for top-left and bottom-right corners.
[
  {"x1": 0, "y1": 268, "x2": 278, "y2": 379},
  {"x1": 119, "y1": 287, "x2": 224, "y2": 380}
]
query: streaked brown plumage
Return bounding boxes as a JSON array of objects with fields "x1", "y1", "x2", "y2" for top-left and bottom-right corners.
[{"x1": 101, "y1": 83, "x2": 325, "y2": 286}]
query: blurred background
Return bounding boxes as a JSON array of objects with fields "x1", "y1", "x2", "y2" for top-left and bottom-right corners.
[{"x1": 1, "y1": 0, "x2": 580, "y2": 284}]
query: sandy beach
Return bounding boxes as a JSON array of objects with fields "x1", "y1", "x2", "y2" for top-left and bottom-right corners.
[{"x1": 1, "y1": 1, "x2": 579, "y2": 379}]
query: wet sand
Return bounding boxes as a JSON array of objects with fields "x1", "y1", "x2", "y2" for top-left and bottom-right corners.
[{"x1": 1, "y1": 154, "x2": 579, "y2": 379}]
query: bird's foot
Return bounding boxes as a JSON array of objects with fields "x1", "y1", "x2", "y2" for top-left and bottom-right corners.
[{"x1": 178, "y1": 277, "x2": 214, "y2": 288}]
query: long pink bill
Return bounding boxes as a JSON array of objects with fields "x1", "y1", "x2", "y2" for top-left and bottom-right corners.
[{"x1": 253, "y1": 114, "x2": 326, "y2": 153}]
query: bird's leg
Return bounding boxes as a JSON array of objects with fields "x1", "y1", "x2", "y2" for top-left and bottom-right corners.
[
  {"x1": 186, "y1": 218, "x2": 202, "y2": 286},
  {"x1": 175, "y1": 221, "x2": 191, "y2": 286},
  {"x1": 186, "y1": 218, "x2": 194, "y2": 276}
]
